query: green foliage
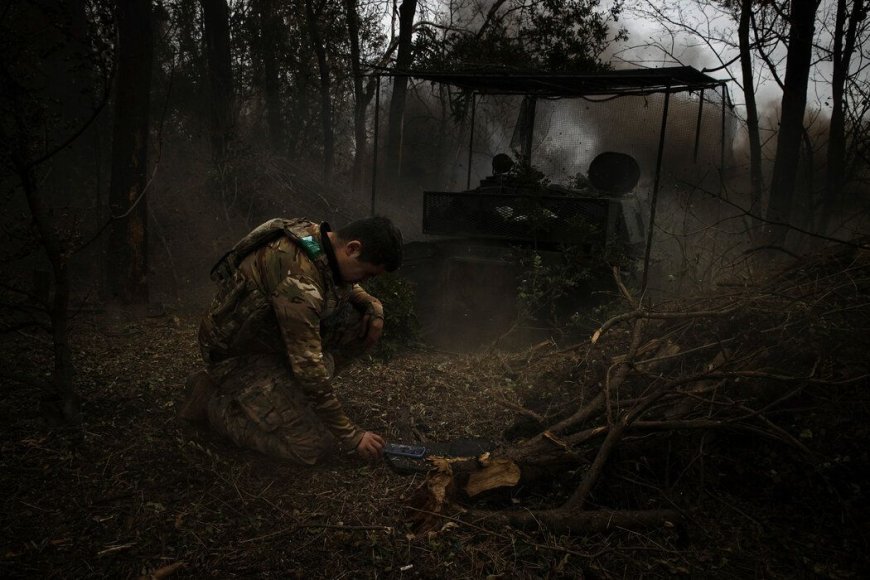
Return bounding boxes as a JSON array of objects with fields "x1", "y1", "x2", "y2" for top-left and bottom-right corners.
[
  {"x1": 154, "y1": 0, "x2": 389, "y2": 162},
  {"x1": 516, "y1": 247, "x2": 598, "y2": 329},
  {"x1": 362, "y1": 272, "x2": 420, "y2": 358},
  {"x1": 513, "y1": 199, "x2": 636, "y2": 336},
  {"x1": 414, "y1": 0, "x2": 627, "y2": 74}
]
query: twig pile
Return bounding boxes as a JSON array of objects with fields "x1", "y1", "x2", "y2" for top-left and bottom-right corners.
[{"x1": 411, "y1": 243, "x2": 870, "y2": 534}]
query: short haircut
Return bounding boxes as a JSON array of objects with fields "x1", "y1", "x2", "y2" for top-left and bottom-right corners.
[{"x1": 336, "y1": 216, "x2": 403, "y2": 271}]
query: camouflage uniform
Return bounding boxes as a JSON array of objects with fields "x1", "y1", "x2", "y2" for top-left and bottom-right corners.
[{"x1": 198, "y1": 219, "x2": 383, "y2": 465}]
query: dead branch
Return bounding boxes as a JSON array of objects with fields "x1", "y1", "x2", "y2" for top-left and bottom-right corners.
[
  {"x1": 563, "y1": 418, "x2": 810, "y2": 451},
  {"x1": 546, "y1": 318, "x2": 647, "y2": 436},
  {"x1": 408, "y1": 243, "x2": 870, "y2": 543},
  {"x1": 631, "y1": 337, "x2": 735, "y2": 367},
  {"x1": 564, "y1": 350, "x2": 731, "y2": 511},
  {"x1": 591, "y1": 305, "x2": 740, "y2": 345},
  {"x1": 497, "y1": 398, "x2": 546, "y2": 424},
  {"x1": 613, "y1": 265, "x2": 639, "y2": 309}
]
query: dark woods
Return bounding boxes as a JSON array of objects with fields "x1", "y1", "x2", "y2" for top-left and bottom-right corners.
[
  {"x1": 1, "y1": 1, "x2": 869, "y2": 577},
  {"x1": 0, "y1": 0, "x2": 627, "y2": 422}
]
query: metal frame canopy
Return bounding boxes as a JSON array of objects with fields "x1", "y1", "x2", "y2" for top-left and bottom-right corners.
[
  {"x1": 369, "y1": 65, "x2": 729, "y2": 293},
  {"x1": 390, "y1": 65, "x2": 722, "y2": 97}
]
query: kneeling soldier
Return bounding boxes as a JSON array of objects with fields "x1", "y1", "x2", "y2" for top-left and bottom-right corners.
[{"x1": 184, "y1": 216, "x2": 402, "y2": 465}]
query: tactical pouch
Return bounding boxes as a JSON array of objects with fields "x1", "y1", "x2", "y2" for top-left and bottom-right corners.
[
  {"x1": 199, "y1": 270, "x2": 271, "y2": 363},
  {"x1": 201, "y1": 217, "x2": 331, "y2": 364}
]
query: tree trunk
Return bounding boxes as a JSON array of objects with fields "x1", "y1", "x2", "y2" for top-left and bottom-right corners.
[
  {"x1": 305, "y1": 0, "x2": 334, "y2": 181},
  {"x1": 258, "y1": 0, "x2": 285, "y2": 152},
  {"x1": 825, "y1": 0, "x2": 864, "y2": 225},
  {"x1": 108, "y1": 0, "x2": 153, "y2": 307},
  {"x1": 384, "y1": 0, "x2": 418, "y2": 190},
  {"x1": 34, "y1": 0, "x2": 95, "y2": 209},
  {"x1": 15, "y1": 160, "x2": 79, "y2": 423},
  {"x1": 767, "y1": 0, "x2": 820, "y2": 239},
  {"x1": 201, "y1": 0, "x2": 235, "y2": 165},
  {"x1": 344, "y1": 0, "x2": 367, "y2": 192},
  {"x1": 739, "y1": 0, "x2": 764, "y2": 220}
]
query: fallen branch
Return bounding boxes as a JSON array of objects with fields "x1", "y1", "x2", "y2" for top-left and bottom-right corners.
[
  {"x1": 591, "y1": 305, "x2": 740, "y2": 345},
  {"x1": 547, "y1": 318, "x2": 646, "y2": 436},
  {"x1": 498, "y1": 398, "x2": 546, "y2": 424}
]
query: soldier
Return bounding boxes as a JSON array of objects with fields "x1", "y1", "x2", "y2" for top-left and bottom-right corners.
[{"x1": 182, "y1": 216, "x2": 403, "y2": 465}]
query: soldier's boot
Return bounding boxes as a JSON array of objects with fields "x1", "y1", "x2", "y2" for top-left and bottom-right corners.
[{"x1": 178, "y1": 370, "x2": 216, "y2": 424}]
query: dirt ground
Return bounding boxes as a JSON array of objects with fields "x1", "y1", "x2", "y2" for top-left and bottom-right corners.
[{"x1": 1, "y1": 312, "x2": 867, "y2": 579}]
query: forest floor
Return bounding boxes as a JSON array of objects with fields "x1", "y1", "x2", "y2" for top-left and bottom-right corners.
[{"x1": 0, "y1": 310, "x2": 868, "y2": 579}]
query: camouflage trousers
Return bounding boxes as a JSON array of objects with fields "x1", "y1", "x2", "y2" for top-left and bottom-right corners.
[{"x1": 205, "y1": 304, "x2": 367, "y2": 465}]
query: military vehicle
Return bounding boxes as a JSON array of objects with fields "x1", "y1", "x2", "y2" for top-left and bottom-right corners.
[{"x1": 373, "y1": 67, "x2": 727, "y2": 347}]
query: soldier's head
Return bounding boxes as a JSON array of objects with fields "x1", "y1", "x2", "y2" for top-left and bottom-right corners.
[{"x1": 331, "y1": 216, "x2": 403, "y2": 283}]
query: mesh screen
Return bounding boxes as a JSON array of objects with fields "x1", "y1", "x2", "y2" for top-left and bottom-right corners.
[{"x1": 462, "y1": 89, "x2": 733, "y2": 191}]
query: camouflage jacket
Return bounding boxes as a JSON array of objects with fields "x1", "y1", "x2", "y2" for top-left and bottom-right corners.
[{"x1": 198, "y1": 218, "x2": 378, "y2": 447}]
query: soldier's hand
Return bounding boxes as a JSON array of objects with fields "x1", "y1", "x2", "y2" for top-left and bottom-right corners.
[
  {"x1": 361, "y1": 314, "x2": 385, "y2": 350},
  {"x1": 356, "y1": 431, "x2": 385, "y2": 461},
  {"x1": 359, "y1": 300, "x2": 385, "y2": 350}
]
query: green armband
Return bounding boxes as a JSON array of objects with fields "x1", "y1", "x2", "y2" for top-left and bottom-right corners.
[{"x1": 298, "y1": 235, "x2": 324, "y2": 260}]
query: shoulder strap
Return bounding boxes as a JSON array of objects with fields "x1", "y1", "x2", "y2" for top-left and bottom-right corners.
[{"x1": 209, "y1": 218, "x2": 315, "y2": 282}]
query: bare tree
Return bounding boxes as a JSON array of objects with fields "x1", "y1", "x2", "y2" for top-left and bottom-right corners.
[
  {"x1": 739, "y1": 0, "x2": 764, "y2": 216},
  {"x1": 345, "y1": 0, "x2": 368, "y2": 191},
  {"x1": 258, "y1": 0, "x2": 286, "y2": 152},
  {"x1": 107, "y1": 0, "x2": 154, "y2": 307},
  {"x1": 767, "y1": 0, "x2": 822, "y2": 240},
  {"x1": 384, "y1": 0, "x2": 418, "y2": 189},
  {"x1": 628, "y1": 0, "x2": 778, "y2": 217},
  {"x1": 305, "y1": 0, "x2": 335, "y2": 180},
  {"x1": 1, "y1": 0, "x2": 114, "y2": 423},
  {"x1": 201, "y1": 0, "x2": 235, "y2": 165},
  {"x1": 825, "y1": 0, "x2": 866, "y2": 214}
]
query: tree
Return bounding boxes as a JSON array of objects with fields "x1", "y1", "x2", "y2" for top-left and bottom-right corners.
[
  {"x1": 739, "y1": 0, "x2": 765, "y2": 216},
  {"x1": 257, "y1": 0, "x2": 286, "y2": 152},
  {"x1": 344, "y1": 0, "x2": 368, "y2": 191},
  {"x1": 429, "y1": 0, "x2": 622, "y2": 72},
  {"x1": 636, "y1": 0, "x2": 870, "y2": 242},
  {"x1": 631, "y1": 0, "x2": 777, "y2": 221},
  {"x1": 305, "y1": 0, "x2": 335, "y2": 180},
  {"x1": 1, "y1": 0, "x2": 115, "y2": 422},
  {"x1": 107, "y1": 0, "x2": 154, "y2": 307},
  {"x1": 826, "y1": 0, "x2": 866, "y2": 211},
  {"x1": 384, "y1": 0, "x2": 418, "y2": 188},
  {"x1": 201, "y1": 0, "x2": 235, "y2": 165},
  {"x1": 767, "y1": 0, "x2": 822, "y2": 237}
]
